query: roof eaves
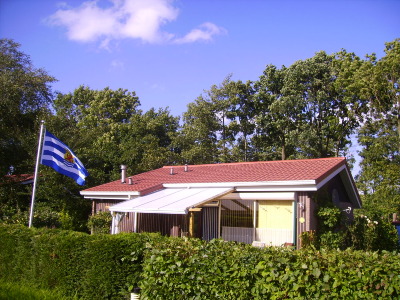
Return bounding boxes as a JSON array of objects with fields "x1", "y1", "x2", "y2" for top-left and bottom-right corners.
[
  {"x1": 80, "y1": 190, "x2": 140, "y2": 200},
  {"x1": 163, "y1": 180, "x2": 318, "y2": 191},
  {"x1": 315, "y1": 164, "x2": 346, "y2": 189}
]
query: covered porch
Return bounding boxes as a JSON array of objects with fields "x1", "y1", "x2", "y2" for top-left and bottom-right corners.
[{"x1": 109, "y1": 187, "x2": 298, "y2": 246}]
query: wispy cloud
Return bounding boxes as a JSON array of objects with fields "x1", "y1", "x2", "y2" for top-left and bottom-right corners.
[
  {"x1": 47, "y1": 0, "x2": 226, "y2": 47},
  {"x1": 110, "y1": 59, "x2": 124, "y2": 70},
  {"x1": 174, "y1": 22, "x2": 227, "y2": 44}
]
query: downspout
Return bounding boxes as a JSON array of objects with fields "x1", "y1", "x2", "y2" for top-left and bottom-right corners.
[
  {"x1": 111, "y1": 212, "x2": 115, "y2": 234},
  {"x1": 218, "y1": 200, "x2": 222, "y2": 238},
  {"x1": 253, "y1": 201, "x2": 257, "y2": 242},
  {"x1": 133, "y1": 212, "x2": 138, "y2": 233},
  {"x1": 293, "y1": 197, "x2": 297, "y2": 247}
]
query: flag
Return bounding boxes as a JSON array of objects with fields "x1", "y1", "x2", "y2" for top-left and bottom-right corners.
[{"x1": 41, "y1": 131, "x2": 89, "y2": 185}]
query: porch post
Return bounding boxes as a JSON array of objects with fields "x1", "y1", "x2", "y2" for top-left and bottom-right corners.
[
  {"x1": 111, "y1": 212, "x2": 116, "y2": 234},
  {"x1": 133, "y1": 212, "x2": 138, "y2": 233},
  {"x1": 218, "y1": 201, "x2": 221, "y2": 238},
  {"x1": 253, "y1": 201, "x2": 257, "y2": 242},
  {"x1": 293, "y1": 199, "x2": 297, "y2": 246}
]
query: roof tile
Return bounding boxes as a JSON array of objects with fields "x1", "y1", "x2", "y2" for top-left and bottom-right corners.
[{"x1": 82, "y1": 157, "x2": 346, "y2": 194}]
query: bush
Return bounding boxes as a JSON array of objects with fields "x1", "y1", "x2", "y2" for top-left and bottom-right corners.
[
  {"x1": 80, "y1": 232, "x2": 161, "y2": 300},
  {"x1": 0, "y1": 224, "x2": 154, "y2": 299},
  {"x1": 345, "y1": 214, "x2": 399, "y2": 251},
  {"x1": 0, "y1": 224, "x2": 399, "y2": 299},
  {"x1": 140, "y1": 237, "x2": 264, "y2": 299},
  {"x1": 87, "y1": 211, "x2": 112, "y2": 234},
  {"x1": 315, "y1": 206, "x2": 399, "y2": 251},
  {"x1": 0, "y1": 280, "x2": 74, "y2": 300}
]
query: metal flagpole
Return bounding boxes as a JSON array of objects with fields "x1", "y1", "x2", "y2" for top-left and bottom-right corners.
[{"x1": 28, "y1": 120, "x2": 45, "y2": 228}]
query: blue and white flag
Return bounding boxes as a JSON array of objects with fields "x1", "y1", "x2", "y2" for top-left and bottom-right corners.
[{"x1": 41, "y1": 131, "x2": 89, "y2": 185}]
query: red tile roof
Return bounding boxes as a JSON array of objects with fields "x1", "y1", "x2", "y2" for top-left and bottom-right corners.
[
  {"x1": 82, "y1": 157, "x2": 347, "y2": 194},
  {"x1": 2, "y1": 174, "x2": 35, "y2": 184}
]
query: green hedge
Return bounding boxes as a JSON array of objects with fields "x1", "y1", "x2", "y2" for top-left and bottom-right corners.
[
  {"x1": 0, "y1": 224, "x2": 399, "y2": 299},
  {"x1": 0, "y1": 224, "x2": 163, "y2": 299},
  {"x1": 140, "y1": 237, "x2": 400, "y2": 299}
]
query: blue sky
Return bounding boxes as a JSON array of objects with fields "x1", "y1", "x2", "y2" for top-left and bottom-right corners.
[{"x1": 1, "y1": 0, "x2": 399, "y2": 173}]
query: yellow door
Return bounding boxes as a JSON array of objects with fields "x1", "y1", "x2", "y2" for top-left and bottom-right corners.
[{"x1": 257, "y1": 200, "x2": 293, "y2": 246}]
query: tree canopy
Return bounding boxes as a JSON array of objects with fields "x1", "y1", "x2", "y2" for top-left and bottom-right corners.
[{"x1": 0, "y1": 39, "x2": 56, "y2": 175}]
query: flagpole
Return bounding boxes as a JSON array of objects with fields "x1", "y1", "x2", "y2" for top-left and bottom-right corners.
[{"x1": 28, "y1": 120, "x2": 45, "y2": 228}]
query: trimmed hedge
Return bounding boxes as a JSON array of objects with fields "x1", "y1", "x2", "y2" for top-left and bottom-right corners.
[
  {"x1": 140, "y1": 237, "x2": 400, "y2": 299},
  {"x1": 0, "y1": 224, "x2": 164, "y2": 299},
  {"x1": 0, "y1": 224, "x2": 399, "y2": 299}
]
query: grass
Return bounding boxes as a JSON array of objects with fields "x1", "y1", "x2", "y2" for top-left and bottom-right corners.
[{"x1": 0, "y1": 281, "x2": 74, "y2": 300}]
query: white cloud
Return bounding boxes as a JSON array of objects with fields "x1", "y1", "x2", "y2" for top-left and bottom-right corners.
[
  {"x1": 174, "y1": 22, "x2": 227, "y2": 44},
  {"x1": 110, "y1": 59, "x2": 124, "y2": 69},
  {"x1": 47, "y1": 0, "x2": 225, "y2": 46}
]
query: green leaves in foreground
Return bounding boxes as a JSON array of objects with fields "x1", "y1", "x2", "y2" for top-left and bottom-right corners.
[
  {"x1": 140, "y1": 237, "x2": 400, "y2": 300},
  {"x1": 1, "y1": 224, "x2": 399, "y2": 300}
]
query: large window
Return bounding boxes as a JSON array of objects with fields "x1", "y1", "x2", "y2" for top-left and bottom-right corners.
[{"x1": 220, "y1": 199, "x2": 294, "y2": 246}]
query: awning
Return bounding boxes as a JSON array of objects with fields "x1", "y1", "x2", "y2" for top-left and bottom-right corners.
[{"x1": 109, "y1": 187, "x2": 233, "y2": 214}]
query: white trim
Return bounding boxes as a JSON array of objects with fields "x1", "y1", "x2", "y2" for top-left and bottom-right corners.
[
  {"x1": 80, "y1": 191, "x2": 140, "y2": 200},
  {"x1": 219, "y1": 192, "x2": 295, "y2": 200},
  {"x1": 235, "y1": 186, "x2": 317, "y2": 192},
  {"x1": 163, "y1": 180, "x2": 316, "y2": 189},
  {"x1": 80, "y1": 191, "x2": 140, "y2": 196},
  {"x1": 343, "y1": 167, "x2": 362, "y2": 208},
  {"x1": 315, "y1": 165, "x2": 346, "y2": 190},
  {"x1": 315, "y1": 164, "x2": 361, "y2": 208}
]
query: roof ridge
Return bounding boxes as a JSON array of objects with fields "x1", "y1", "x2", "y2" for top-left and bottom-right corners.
[{"x1": 162, "y1": 157, "x2": 346, "y2": 168}]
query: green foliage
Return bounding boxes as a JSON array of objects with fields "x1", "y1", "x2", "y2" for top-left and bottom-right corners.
[
  {"x1": 312, "y1": 205, "x2": 399, "y2": 251},
  {"x1": 317, "y1": 207, "x2": 343, "y2": 230},
  {"x1": 0, "y1": 38, "x2": 56, "y2": 175},
  {"x1": 255, "y1": 51, "x2": 363, "y2": 160},
  {"x1": 252, "y1": 248, "x2": 400, "y2": 299},
  {"x1": 0, "y1": 280, "x2": 74, "y2": 300},
  {"x1": 80, "y1": 233, "x2": 164, "y2": 299},
  {"x1": 178, "y1": 76, "x2": 257, "y2": 164},
  {"x1": 0, "y1": 224, "x2": 167, "y2": 299},
  {"x1": 0, "y1": 224, "x2": 399, "y2": 299},
  {"x1": 87, "y1": 211, "x2": 112, "y2": 234},
  {"x1": 356, "y1": 115, "x2": 400, "y2": 216},
  {"x1": 140, "y1": 236, "x2": 400, "y2": 299},
  {"x1": 345, "y1": 213, "x2": 399, "y2": 252},
  {"x1": 140, "y1": 237, "x2": 264, "y2": 300}
]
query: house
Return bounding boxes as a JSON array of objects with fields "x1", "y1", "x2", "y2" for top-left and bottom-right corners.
[
  {"x1": 80, "y1": 157, "x2": 361, "y2": 247},
  {"x1": 3, "y1": 174, "x2": 35, "y2": 185}
]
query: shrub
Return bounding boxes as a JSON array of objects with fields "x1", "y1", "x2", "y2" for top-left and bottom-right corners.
[
  {"x1": 1, "y1": 224, "x2": 399, "y2": 299},
  {"x1": 87, "y1": 211, "x2": 112, "y2": 234},
  {"x1": 345, "y1": 214, "x2": 399, "y2": 251},
  {"x1": 315, "y1": 206, "x2": 399, "y2": 251},
  {"x1": 140, "y1": 237, "x2": 264, "y2": 300}
]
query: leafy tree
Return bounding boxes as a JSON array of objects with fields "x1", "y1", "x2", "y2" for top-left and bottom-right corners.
[
  {"x1": 356, "y1": 116, "x2": 400, "y2": 216},
  {"x1": 178, "y1": 94, "x2": 221, "y2": 164},
  {"x1": 120, "y1": 107, "x2": 180, "y2": 173},
  {"x1": 283, "y1": 51, "x2": 361, "y2": 158},
  {"x1": 0, "y1": 39, "x2": 56, "y2": 227},
  {"x1": 254, "y1": 64, "x2": 296, "y2": 160},
  {"x1": 223, "y1": 80, "x2": 256, "y2": 162},
  {"x1": 355, "y1": 39, "x2": 400, "y2": 217},
  {"x1": 52, "y1": 86, "x2": 141, "y2": 184},
  {"x1": 178, "y1": 76, "x2": 257, "y2": 164},
  {"x1": 357, "y1": 39, "x2": 400, "y2": 148},
  {"x1": 206, "y1": 75, "x2": 237, "y2": 162},
  {"x1": 53, "y1": 86, "x2": 180, "y2": 181},
  {"x1": 255, "y1": 52, "x2": 363, "y2": 160},
  {"x1": 0, "y1": 39, "x2": 56, "y2": 175}
]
